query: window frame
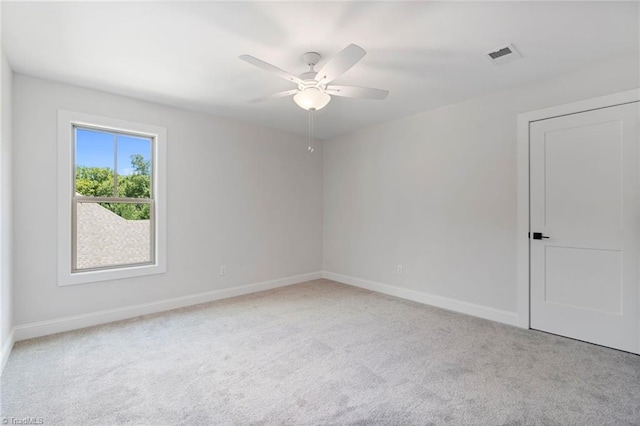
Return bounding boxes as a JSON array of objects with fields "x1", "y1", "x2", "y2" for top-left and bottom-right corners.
[
  {"x1": 58, "y1": 110, "x2": 167, "y2": 286},
  {"x1": 72, "y1": 125, "x2": 156, "y2": 272}
]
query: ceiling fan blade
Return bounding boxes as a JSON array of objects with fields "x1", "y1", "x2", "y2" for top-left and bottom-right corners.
[
  {"x1": 248, "y1": 89, "x2": 298, "y2": 104},
  {"x1": 239, "y1": 55, "x2": 303, "y2": 85},
  {"x1": 325, "y1": 85, "x2": 389, "y2": 100},
  {"x1": 315, "y1": 44, "x2": 366, "y2": 84}
]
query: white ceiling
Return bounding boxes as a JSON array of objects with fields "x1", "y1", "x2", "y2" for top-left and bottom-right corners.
[{"x1": 2, "y1": 1, "x2": 638, "y2": 139}]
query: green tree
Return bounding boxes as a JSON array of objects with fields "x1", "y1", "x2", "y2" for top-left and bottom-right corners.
[
  {"x1": 75, "y1": 166, "x2": 114, "y2": 197},
  {"x1": 130, "y1": 154, "x2": 150, "y2": 176},
  {"x1": 105, "y1": 202, "x2": 150, "y2": 221},
  {"x1": 118, "y1": 155, "x2": 150, "y2": 199},
  {"x1": 76, "y1": 155, "x2": 151, "y2": 220}
]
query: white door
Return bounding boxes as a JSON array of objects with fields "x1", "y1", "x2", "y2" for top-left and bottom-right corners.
[{"x1": 530, "y1": 102, "x2": 640, "y2": 354}]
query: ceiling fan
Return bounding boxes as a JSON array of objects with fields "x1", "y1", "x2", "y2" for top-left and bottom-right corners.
[{"x1": 240, "y1": 44, "x2": 389, "y2": 111}]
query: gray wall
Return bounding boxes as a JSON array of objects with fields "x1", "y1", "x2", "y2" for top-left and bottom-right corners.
[
  {"x1": 12, "y1": 74, "x2": 323, "y2": 325},
  {"x1": 1, "y1": 53, "x2": 13, "y2": 351},
  {"x1": 322, "y1": 54, "x2": 640, "y2": 314}
]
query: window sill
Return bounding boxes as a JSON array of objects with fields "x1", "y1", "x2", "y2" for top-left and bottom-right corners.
[{"x1": 59, "y1": 262, "x2": 166, "y2": 287}]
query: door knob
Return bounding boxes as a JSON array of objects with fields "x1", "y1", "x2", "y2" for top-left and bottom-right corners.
[{"x1": 531, "y1": 232, "x2": 549, "y2": 240}]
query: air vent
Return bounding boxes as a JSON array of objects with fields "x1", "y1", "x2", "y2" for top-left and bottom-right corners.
[{"x1": 485, "y1": 43, "x2": 522, "y2": 65}]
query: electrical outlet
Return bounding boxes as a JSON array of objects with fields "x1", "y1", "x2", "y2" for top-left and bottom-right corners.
[
  {"x1": 220, "y1": 265, "x2": 227, "y2": 276},
  {"x1": 396, "y1": 264, "x2": 403, "y2": 274}
]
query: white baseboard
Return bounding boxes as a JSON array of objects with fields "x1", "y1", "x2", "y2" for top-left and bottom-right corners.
[
  {"x1": 1, "y1": 329, "x2": 15, "y2": 376},
  {"x1": 13, "y1": 271, "x2": 323, "y2": 342},
  {"x1": 10, "y1": 270, "x2": 518, "y2": 351},
  {"x1": 323, "y1": 271, "x2": 520, "y2": 327}
]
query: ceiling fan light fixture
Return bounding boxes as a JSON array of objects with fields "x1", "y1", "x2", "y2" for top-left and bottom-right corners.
[{"x1": 293, "y1": 87, "x2": 331, "y2": 111}]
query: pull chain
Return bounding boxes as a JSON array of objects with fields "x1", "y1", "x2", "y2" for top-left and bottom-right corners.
[{"x1": 308, "y1": 108, "x2": 315, "y2": 153}]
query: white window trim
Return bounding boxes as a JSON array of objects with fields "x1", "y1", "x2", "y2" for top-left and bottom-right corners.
[{"x1": 58, "y1": 110, "x2": 167, "y2": 286}]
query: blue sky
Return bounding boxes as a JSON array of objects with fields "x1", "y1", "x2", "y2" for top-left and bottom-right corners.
[{"x1": 75, "y1": 128, "x2": 151, "y2": 175}]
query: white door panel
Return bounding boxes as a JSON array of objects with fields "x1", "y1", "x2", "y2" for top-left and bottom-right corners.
[
  {"x1": 544, "y1": 246, "x2": 622, "y2": 315},
  {"x1": 530, "y1": 102, "x2": 639, "y2": 353}
]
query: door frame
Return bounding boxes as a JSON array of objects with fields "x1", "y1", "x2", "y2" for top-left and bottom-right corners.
[{"x1": 516, "y1": 88, "x2": 640, "y2": 330}]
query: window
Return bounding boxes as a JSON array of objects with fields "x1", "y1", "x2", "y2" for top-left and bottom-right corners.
[
  {"x1": 74, "y1": 127, "x2": 154, "y2": 270},
  {"x1": 58, "y1": 111, "x2": 166, "y2": 286}
]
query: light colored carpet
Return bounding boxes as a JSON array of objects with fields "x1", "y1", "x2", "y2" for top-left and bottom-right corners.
[{"x1": 2, "y1": 279, "x2": 640, "y2": 425}]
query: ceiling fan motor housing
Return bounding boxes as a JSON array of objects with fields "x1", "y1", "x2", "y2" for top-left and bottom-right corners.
[{"x1": 299, "y1": 71, "x2": 319, "y2": 83}]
